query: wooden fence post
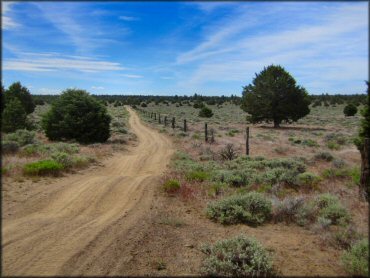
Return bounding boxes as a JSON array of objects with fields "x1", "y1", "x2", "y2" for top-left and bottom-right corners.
[
  {"x1": 246, "y1": 127, "x2": 250, "y2": 155},
  {"x1": 210, "y1": 128, "x2": 215, "y2": 143},
  {"x1": 159, "y1": 114, "x2": 161, "y2": 124},
  {"x1": 172, "y1": 117, "x2": 175, "y2": 129},
  {"x1": 205, "y1": 123, "x2": 208, "y2": 142},
  {"x1": 184, "y1": 119, "x2": 187, "y2": 132},
  {"x1": 154, "y1": 113, "x2": 156, "y2": 120},
  {"x1": 164, "y1": 116, "x2": 167, "y2": 126}
]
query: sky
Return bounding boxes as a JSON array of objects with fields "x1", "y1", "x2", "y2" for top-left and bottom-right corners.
[{"x1": 1, "y1": 1, "x2": 369, "y2": 96}]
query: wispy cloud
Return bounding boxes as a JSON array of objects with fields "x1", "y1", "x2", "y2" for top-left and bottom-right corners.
[
  {"x1": 2, "y1": 2, "x2": 19, "y2": 29},
  {"x1": 34, "y1": 3, "x2": 127, "y2": 53},
  {"x1": 177, "y1": 3, "x2": 368, "y2": 93},
  {"x1": 119, "y1": 15, "x2": 139, "y2": 21},
  {"x1": 4, "y1": 53, "x2": 127, "y2": 73},
  {"x1": 121, "y1": 74, "x2": 143, "y2": 78},
  {"x1": 91, "y1": 86, "x2": 105, "y2": 90}
]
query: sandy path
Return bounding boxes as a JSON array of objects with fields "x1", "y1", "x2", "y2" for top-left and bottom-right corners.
[{"x1": 2, "y1": 107, "x2": 174, "y2": 276}]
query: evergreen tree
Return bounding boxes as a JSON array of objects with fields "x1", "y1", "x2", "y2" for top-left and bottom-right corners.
[
  {"x1": 2, "y1": 98, "x2": 27, "y2": 132},
  {"x1": 241, "y1": 65, "x2": 310, "y2": 127},
  {"x1": 42, "y1": 89, "x2": 111, "y2": 143},
  {"x1": 4, "y1": 82, "x2": 35, "y2": 114}
]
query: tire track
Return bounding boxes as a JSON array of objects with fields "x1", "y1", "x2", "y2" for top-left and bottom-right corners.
[{"x1": 2, "y1": 107, "x2": 174, "y2": 276}]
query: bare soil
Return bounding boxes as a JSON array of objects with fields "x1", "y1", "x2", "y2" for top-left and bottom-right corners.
[
  {"x1": 2, "y1": 107, "x2": 174, "y2": 276},
  {"x1": 2, "y1": 108, "x2": 367, "y2": 276}
]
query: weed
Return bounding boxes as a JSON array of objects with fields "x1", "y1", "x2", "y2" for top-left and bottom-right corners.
[
  {"x1": 342, "y1": 239, "x2": 369, "y2": 276},
  {"x1": 23, "y1": 160, "x2": 64, "y2": 176},
  {"x1": 186, "y1": 170, "x2": 209, "y2": 182},
  {"x1": 314, "y1": 151, "x2": 334, "y2": 162},
  {"x1": 296, "y1": 172, "x2": 321, "y2": 188},
  {"x1": 162, "y1": 179, "x2": 181, "y2": 193}
]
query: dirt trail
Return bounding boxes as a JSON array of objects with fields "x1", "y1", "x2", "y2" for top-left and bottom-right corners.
[{"x1": 2, "y1": 107, "x2": 174, "y2": 276}]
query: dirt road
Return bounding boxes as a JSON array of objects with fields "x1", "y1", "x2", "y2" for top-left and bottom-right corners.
[{"x1": 2, "y1": 107, "x2": 174, "y2": 276}]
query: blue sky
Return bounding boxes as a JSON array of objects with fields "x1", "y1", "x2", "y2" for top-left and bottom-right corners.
[{"x1": 2, "y1": 1, "x2": 368, "y2": 96}]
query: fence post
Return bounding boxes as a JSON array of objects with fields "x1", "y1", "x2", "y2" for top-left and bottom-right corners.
[
  {"x1": 159, "y1": 114, "x2": 161, "y2": 124},
  {"x1": 172, "y1": 117, "x2": 175, "y2": 129},
  {"x1": 164, "y1": 116, "x2": 167, "y2": 126},
  {"x1": 184, "y1": 119, "x2": 187, "y2": 132},
  {"x1": 210, "y1": 128, "x2": 215, "y2": 143},
  {"x1": 246, "y1": 127, "x2": 250, "y2": 155},
  {"x1": 205, "y1": 123, "x2": 208, "y2": 142},
  {"x1": 154, "y1": 113, "x2": 156, "y2": 120}
]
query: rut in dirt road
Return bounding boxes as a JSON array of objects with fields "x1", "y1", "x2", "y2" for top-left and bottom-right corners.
[{"x1": 2, "y1": 107, "x2": 174, "y2": 276}]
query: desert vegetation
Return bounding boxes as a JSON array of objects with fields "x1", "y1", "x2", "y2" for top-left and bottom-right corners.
[
  {"x1": 2, "y1": 83, "x2": 135, "y2": 185},
  {"x1": 131, "y1": 72, "x2": 369, "y2": 276}
]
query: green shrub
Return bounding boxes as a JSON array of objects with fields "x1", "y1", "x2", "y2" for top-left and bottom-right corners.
[
  {"x1": 23, "y1": 160, "x2": 64, "y2": 176},
  {"x1": 51, "y1": 152, "x2": 73, "y2": 168},
  {"x1": 198, "y1": 106, "x2": 213, "y2": 118},
  {"x1": 206, "y1": 192, "x2": 272, "y2": 225},
  {"x1": 296, "y1": 172, "x2": 320, "y2": 188},
  {"x1": 327, "y1": 141, "x2": 340, "y2": 150},
  {"x1": 273, "y1": 196, "x2": 306, "y2": 224},
  {"x1": 186, "y1": 170, "x2": 209, "y2": 182},
  {"x1": 332, "y1": 158, "x2": 346, "y2": 168},
  {"x1": 201, "y1": 235, "x2": 274, "y2": 276},
  {"x1": 42, "y1": 89, "x2": 111, "y2": 143},
  {"x1": 302, "y1": 139, "x2": 319, "y2": 147},
  {"x1": 4, "y1": 129, "x2": 35, "y2": 146},
  {"x1": 3, "y1": 82, "x2": 35, "y2": 114},
  {"x1": 2, "y1": 98, "x2": 27, "y2": 132},
  {"x1": 319, "y1": 203, "x2": 350, "y2": 225},
  {"x1": 322, "y1": 168, "x2": 351, "y2": 179},
  {"x1": 72, "y1": 155, "x2": 93, "y2": 168},
  {"x1": 162, "y1": 179, "x2": 180, "y2": 193},
  {"x1": 53, "y1": 142, "x2": 79, "y2": 154},
  {"x1": 343, "y1": 103, "x2": 358, "y2": 117},
  {"x1": 342, "y1": 239, "x2": 369, "y2": 276},
  {"x1": 314, "y1": 151, "x2": 334, "y2": 162},
  {"x1": 314, "y1": 194, "x2": 350, "y2": 225}
]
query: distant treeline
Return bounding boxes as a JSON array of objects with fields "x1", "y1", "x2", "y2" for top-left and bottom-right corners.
[{"x1": 32, "y1": 93, "x2": 367, "y2": 107}]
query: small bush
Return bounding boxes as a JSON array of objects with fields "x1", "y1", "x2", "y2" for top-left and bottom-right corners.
[
  {"x1": 343, "y1": 103, "x2": 358, "y2": 117},
  {"x1": 162, "y1": 179, "x2": 180, "y2": 193},
  {"x1": 332, "y1": 158, "x2": 346, "y2": 169},
  {"x1": 302, "y1": 139, "x2": 319, "y2": 147},
  {"x1": 273, "y1": 196, "x2": 306, "y2": 224},
  {"x1": 51, "y1": 152, "x2": 73, "y2": 168},
  {"x1": 296, "y1": 172, "x2": 320, "y2": 188},
  {"x1": 314, "y1": 194, "x2": 350, "y2": 225},
  {"x1": 206, "y1": 192, "x2": 272, "y2": 225},
  {"x1": 4, "y1": 129, "x2": 36, "y2": 146},
  {"x1": 201, "y1": 235, "x2": 274, "y2": 277},
  {"x1": 23, "y1": 160, "x2": 64, "y2": 176},
  {"x1": 314, "y1": 151, "x2": 334, "y2": 162},
  {"x1": 342, "y1": 239, "x2": 369, "y2": 276},
  {"x1": 72, "y1": 155, "x2": 93, "y2": 168},
  {"x1": 199, "y1": 106, "x2": 213, "y2": 118},
  {"x1": 186, "y1": 170, "x2": 209, "y2": 182},
  {"x1": 327, "y1": 141, "x2": 340, "y2": 150},
  {"x1": 219, "y1": 143, "x2": 238, "y2": 161}
]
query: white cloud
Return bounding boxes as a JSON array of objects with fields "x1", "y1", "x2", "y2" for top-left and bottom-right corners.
[
  {"x1": 2, "y1": 2, "x2": 19, "y2": 29},
  {"x1": 35, "y1": 87, "x2": 61, "y2": 95},
  {"x1": 91, "y1": 86, "x2": 105, "y2": 90},
  {"x1": 121, "y1": 74, "x2": 143, "y2": 78},
  {"x1": 119, "y1": 15, "x2": 139, "y2": 21},
  {"x1": 176, "y1": 3, "x2": 368, "y2": 93},
  {"x1": 3, "y1": 53, "x2": 127, "y2": 73}
]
